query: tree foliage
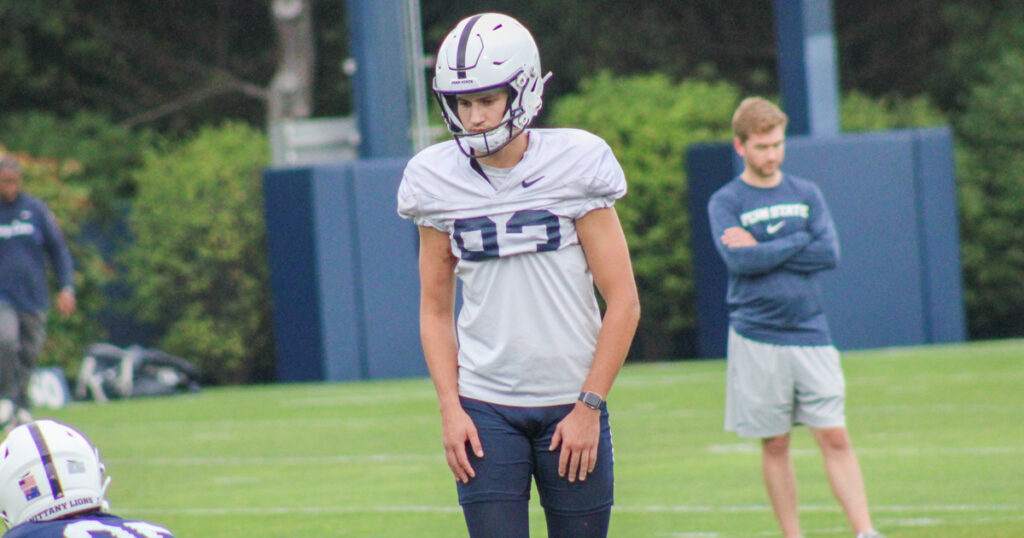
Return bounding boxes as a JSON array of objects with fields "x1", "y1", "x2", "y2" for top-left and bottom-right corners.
[
  {"x1": 954, "y1": 51, "x2": 1024, "y2": 339},
  {"x1": 839, "y1": 91, "x2": 946, "y2": 133},
  {"x1": 0, "y1": 111, "x2": 153, "y2": 222},
  {"x1": 2, "y1": 0, "x2": 1004, "y2": 135},
  {"x1": 0, "y1": 0, "x2": 350, "y2": 133},
  {"x1": 421, "y1": 0, "x2": 778, "y2": 116},
  {"x1": 933, "y1": 1, "x2": 1024, "y2": 111},
  {"x1": 120, "y1": 123, "x2": 274, "y2": 383}
]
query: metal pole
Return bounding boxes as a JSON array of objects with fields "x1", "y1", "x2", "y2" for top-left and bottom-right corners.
[
  {"x1": 346, "y1": 0, "x2": 413, "y2": 158},
  {"x1": 403, "y1": 0, "x2": 432, "y2": 153},
  {"x1": 773, "y1": 0, "x2": 841, "y2": 137}
]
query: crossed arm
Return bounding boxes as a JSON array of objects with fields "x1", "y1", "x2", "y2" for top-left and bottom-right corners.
[{"x1": 710, "y1": 199, "x2": 838, "y2": 275}]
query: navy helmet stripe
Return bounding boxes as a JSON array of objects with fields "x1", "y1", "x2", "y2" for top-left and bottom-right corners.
[
  {"x1": 27, "y1": 422, "x2": 64, "y2": 500},
  {"x1": 456, "y1": 14, "x2": 484, "y2": 79}
]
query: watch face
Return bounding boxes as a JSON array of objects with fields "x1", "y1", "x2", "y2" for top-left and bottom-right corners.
[{"x1": 581, "y1": 392, "x2": 602, "y2": 408}]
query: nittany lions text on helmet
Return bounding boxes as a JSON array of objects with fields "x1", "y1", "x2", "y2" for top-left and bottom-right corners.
[
  {"x1": 0, "y1": 420, "x2": 109, "y2": 527},
  {"x1": 433, "y1": 12, "x2": 553, "y2": 157}
]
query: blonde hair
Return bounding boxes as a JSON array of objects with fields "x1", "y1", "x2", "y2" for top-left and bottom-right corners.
[{"x1": 732, "y1": 97, "x2": 788, "y2": 142}]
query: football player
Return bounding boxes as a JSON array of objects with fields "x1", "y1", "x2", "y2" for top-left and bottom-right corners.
[
  {"x1": 0, "y1": 420, "x2": 174, "y2": 537},
  {"x1": 397, "y1": 12, "x2": 640, "y2": 538}
]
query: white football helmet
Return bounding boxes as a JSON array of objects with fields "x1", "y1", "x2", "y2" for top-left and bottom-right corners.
[
  {"x1": 433, "y1": 12, "x2": 553, "y2": 157},
  {"x1": 0, "y1": 420, "x2": 110, "y2": 527}
]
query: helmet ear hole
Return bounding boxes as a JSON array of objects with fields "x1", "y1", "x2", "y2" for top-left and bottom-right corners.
[
  {"x1": 444, "y1": 95, "x2": 459, "y2": 113},
  {"x1": 432, "y1": 90, "x2": 464, "y2": 134},
  {"x1": 443, "y1": 95, "x2": 462, "y2": 131},
  {"x1": 508, "y1": 87, "x2": 521, "y2": 110}
]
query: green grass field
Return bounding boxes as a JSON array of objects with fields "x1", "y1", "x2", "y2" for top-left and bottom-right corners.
[{"x1": 17, "y1": 339, "x2": 1024, "y2": 537}]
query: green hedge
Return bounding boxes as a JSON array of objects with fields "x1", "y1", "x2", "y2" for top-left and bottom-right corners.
[
  {"x1": 120, "y1": 122, "x2": 274, "y2": 384},
  {"x1": 954, "y1": 51, "x2": 1024, "y2": 339}
]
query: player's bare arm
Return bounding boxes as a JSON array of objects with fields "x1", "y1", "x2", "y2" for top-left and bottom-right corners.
[
  {"x1": 417, "y1": 225, "x2": 483, "y2": 483},
  {"x1": 550, "y1": 207, "x2": 640, "y2": 482}
]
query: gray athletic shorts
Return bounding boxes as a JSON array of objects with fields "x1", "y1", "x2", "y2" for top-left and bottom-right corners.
[{"x1": 725, "y1": 328, "x2": 846, "y2": 438}]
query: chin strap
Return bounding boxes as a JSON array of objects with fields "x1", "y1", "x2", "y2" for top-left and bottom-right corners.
[
  {"x1": 99, "y1": 475, "x2": 111, "y2": 512},
  {"x1": 456, "y1": 122, "x2": 523, "y2": 158}
]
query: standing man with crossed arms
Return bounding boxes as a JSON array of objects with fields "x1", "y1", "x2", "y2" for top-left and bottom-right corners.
[{"x1": 707, "y1": 97, "x2": 883, "y2": 538}]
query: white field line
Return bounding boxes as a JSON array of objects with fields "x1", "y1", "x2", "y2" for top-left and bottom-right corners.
[
  {"x1": 105, "y1": 453, "x2": 443, "y2": 466},
  {"x1": 706, "y1": 443, "x2": 1024, "y2": 456},
  {"x1": 81, "y1": 400, "x2": 1024, "y2": 432},
  {"x1": 77, "y1": 400, "x2": 1022, "y2": 433},
  {"x1": 615, "y1": 504, "x2": 1024, "y2": 513},
  {"x1": 279, "y1": 390, "x2": 439, "y2": 407},
  {"x1": 654, "y1": 513, "x2": 1024, "y2": 537},
  {"x1": 96, "y1": 416, "x2": 440, "y2": 429},
  {"x1": 104, "y1": 443, "x2": 1024, "y2": 466},
  {"x1": 115, "y1": 503, "x2": 1024, "y2": 517}
]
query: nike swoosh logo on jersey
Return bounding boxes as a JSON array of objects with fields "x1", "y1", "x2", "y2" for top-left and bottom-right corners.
[
  {"x1": 766, "y1": 221, "x2": 785, "y2": 234},
  {"x1": 521, "y1": 176, "x2": 544, "y2": 188}
]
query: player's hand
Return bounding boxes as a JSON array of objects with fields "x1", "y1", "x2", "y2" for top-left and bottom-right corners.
[
  {"x1": 56, "y1": 289, "x2": 76, "y2": 318},
  {"x1": 549, "y1": 403, "x2": 600, "y2": 483},
  {"x1": 440, "y1": 407, "x2": 483, "y2": 483},
  {"x1": 721, "y1": 226, "x2": 758, "y2": 248}
]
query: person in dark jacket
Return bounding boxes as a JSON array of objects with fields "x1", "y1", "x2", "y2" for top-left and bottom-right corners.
[{"x1": 0, "y1": 155, "x2": 76, "y2": 429}]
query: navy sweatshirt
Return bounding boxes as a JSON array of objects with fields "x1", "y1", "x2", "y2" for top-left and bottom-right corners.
[
  {"x1": 708, "y1": 174, "x2": 840, "y2": 346},
  {"x1": 0, "y1": 193, "x2": 75, "y2": 312}
]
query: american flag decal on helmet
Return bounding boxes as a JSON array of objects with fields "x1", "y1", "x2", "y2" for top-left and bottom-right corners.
[{"x1": 19, "y1": 472, "x2": 40, "y2": 501}]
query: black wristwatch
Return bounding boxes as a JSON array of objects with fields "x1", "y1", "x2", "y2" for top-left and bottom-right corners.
[{"x1": 578, "y1": 391, "x2": 604, "y2": 410}]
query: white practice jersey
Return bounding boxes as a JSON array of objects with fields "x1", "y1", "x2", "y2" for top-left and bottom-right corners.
[{"x1": 398, "y1": 128, "x2": 627, "y2": 406}]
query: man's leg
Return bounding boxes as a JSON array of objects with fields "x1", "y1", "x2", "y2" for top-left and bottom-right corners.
[
  {"x1": 0, "y1": 303, "x2": 21, "y2": 405},
  {"x1": 544, "y1": 507, "x2": 611, "y2": 538},
  {"x1": 13, "y1": 311, "x2": 47, "y2": 411},
  {"x1": 762, "y1": 433, "x2": 802, "y2": 538},
  {"x1": 534, "y1": 403, "x2": 614, "y2": 538},
  {"x1": 457, "y1": 398, "x2": 534, "y2": 538},
  {"x1": 811, "y1": 426, "x2": 874, "y2": 535},
  {"x1": 463, "y1": 500, "x2": 530, "y2": 538}
]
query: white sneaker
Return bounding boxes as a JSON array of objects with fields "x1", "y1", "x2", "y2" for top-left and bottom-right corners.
[
  {"x1": 0, "y1": 399, "x2": 16, "y2": 437},
  {"x1": 856, "y1": 531, "x2": 885, "y2": 538},
  {"x1": 14, "y1": 407, "x2": 32, "y2": 425},
  {"x1": 0, "y1": 399, "x2": 14, "y2": 429}
]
